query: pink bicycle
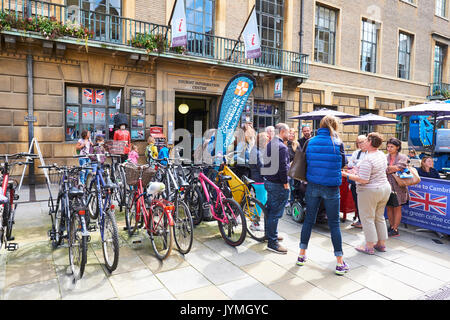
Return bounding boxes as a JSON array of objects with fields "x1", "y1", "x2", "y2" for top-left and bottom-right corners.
[{"x1": 193, "y1": 165, "x2": 247, "y2": 246}]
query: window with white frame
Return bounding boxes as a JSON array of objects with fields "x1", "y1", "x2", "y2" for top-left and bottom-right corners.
[
  {"x1": 360, "y1": 19, "x2": 379, "y2": 73},
  {"x1": 436, "y1": 0, "x2": 448, "y2": 17},
  {"x1": 398, "y1": 32, "x2": 412, "y2": 80},
  {"x1": 314, "y1": 4, "x2": 337, "y2": 65}
]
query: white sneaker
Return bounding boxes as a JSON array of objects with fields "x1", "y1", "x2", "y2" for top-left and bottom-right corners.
[{"x1": 249, "y1": 222, "x2": 264, "y2": 232}]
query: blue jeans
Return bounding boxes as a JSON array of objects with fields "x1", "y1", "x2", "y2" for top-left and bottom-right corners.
[
  {"x1": 79, "y1": 158, "x2": 90, "y2": 185},
  {"x1": 300, "y1": 182, "x2": 343, "y2": 257},
  {"x1": 265, "y1": 181, "x2": 290, "y2": 247}
]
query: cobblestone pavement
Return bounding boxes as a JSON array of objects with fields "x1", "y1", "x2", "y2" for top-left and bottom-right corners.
[{"x1": 0, "y1": 185, "x2": 449, "y2": 300}]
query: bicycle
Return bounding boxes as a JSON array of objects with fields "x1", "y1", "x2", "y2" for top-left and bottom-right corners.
[
  {"x1": 217, "y1": 162, "x2": 267, "y2": 242},
  {"x1": 0, "y1": 152, "x2": 38, "y2": 251},
  {"x1": 39, "y1": 163, "x2": 90, "y2": 281},
  {"x1": 123, "y1": 162, "x2": 176, "y2": 260},
  {"x1": 154, "y1": 158, "x2": 194, "y2": 255},
  {"x1": 81, "y1": 154, "x2": 120, "y2": 273},
  {"x1": 192, "y1": 164, "x2": 247, "y2": 246},
  {"x1": 183, "y1": 163, "x2": 207, "y2": 226}
]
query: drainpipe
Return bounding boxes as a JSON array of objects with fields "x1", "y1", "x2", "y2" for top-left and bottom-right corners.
[
  {"x1": 27, "y1": 54, "x2": 35, "y2": 186},
  {"x1": 298, "y1": 0, "x2": 304, "y2": 133}
]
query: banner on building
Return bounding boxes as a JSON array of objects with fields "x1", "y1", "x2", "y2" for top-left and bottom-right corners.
[
  {"x1": 214, "y1": 73, "x2": 256, "y2": 157},
  {"x1": 242, "y1": 7, "x2": 261, "y2": 59},
  {"x1": 115, "y1": 89, "x2": 122, "y2": 109},
  {"x1": 274, "y1": 77, "x2": 283, "y2": 98},
  {"x1": 401, "y1": 177, "x2": 450, "y2": 235},
  {"x1": 170, "y1": 0, "x2": 187, "y2": 48}
]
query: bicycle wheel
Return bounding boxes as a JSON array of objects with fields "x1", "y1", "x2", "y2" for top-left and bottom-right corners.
[
  {"x1": 68, "y1": 213, "x2": 87, "y2": 280},
  {"x1": 52, "y1": 198, "x2": 65, "y2": 248},
  {"x1": 113, "y1": 164, "x2": 126, "y2": 209},
  {"x1": 149, "y1": 204, "x2": 173, "y2": 260},
  {"x1": 102, "y1": 209, "x2": 120, "y2": 273},
  {"x1": 217, "y1": 198, "x2": 247, "y2": 247},
  {"x1": 2, "y1": 193, "x2": 11, "y2": 241},
  {"x1": 291, "y1": 201, "x2": 306, "y2": 223},
  {"x1": 86, "y1": 174, "x2": 99, "y2": 220},
  {"x1": 242, "y1": 196, "x2": 266, "y2": 242},
  {"x1": 186, "y1": 185, "x2": 203, "y2": 225},
  {"x1": 124, "y1": 190, "x2": 138, "y2": 237},
  {"x1": 173, "y1": 200, "x2": 193, "y2": 255}
]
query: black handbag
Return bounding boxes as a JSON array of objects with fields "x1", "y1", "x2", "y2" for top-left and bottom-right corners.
[{"x1": 386, "y1": 191, "x2": 399, "y2": 207}]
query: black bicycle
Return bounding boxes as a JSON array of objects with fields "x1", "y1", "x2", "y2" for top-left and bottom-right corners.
[{"x1": 40, "y1": 163, "x2": 91, "y2": 281}]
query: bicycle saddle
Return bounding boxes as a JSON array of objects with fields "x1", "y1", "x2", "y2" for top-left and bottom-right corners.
[
  {"x1": 179, "y1": 178, "x2": 190, "y2": 188},
  {"x1": 148, "y1": 182, "x2": 165, "y2": 195},
  {"x1": 218, "y1": 175, "x2": 232, "y2": 181},
  {"x1": 68, "y1": 186, "x2": 84, "y2": 198},
  {"x1": 103, "y1": 178, "x2": 118, "y2": 190},
  {"x1": 242, "y1": 175, "x2": 255, "y2": 185}
]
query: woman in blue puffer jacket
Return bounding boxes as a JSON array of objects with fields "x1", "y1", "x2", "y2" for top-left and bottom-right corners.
[{"x1": 296, "y1": 115, "x2": 349, "y2": 276}]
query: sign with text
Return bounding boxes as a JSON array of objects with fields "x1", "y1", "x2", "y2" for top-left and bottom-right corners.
[{"x1": 401, "y1": 177, "x2": 450, "y2": 235}]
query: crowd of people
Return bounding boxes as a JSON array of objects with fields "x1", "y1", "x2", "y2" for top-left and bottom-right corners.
[
  {"x1": 76, "y1": 114, "x2": 443, "y2": 276},
  {"x1": 232, "y1": 115, "x2": 442, "y2": 276}
]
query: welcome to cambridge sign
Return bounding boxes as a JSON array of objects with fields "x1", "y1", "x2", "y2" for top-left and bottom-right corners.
[{"x1": 401, "y1": 177, "x2": 450, "y2": 235}]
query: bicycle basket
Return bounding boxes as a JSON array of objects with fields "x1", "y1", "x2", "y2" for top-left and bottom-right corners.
[
  {"x1": 105, "y1": 140, "x2": 128, "y2": 155},
  {"x1": 123, "y1": 163, "x2": 156, "y2": 186}
]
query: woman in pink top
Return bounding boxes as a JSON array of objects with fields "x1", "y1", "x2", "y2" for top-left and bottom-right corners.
[
  {"x1": 342, "y1": 132, "x2": 391, "y2": 254},
  {"x1": 128, "y1": 144, "x2": 139, "y2": 165}
]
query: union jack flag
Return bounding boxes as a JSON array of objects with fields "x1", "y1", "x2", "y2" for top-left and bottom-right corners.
[
  {"x1": 83, "y1": 89, "x2": 105, "y2": 104},
  {"x1": 409, "y1": 190, "x2": 447, "y2": 216}
]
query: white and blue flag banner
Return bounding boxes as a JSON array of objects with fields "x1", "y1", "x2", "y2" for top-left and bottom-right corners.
[
  {"x1": 170, "y1": 0, "x2": 187, "y2": 47},
  {"x1": 214, "y1": 73, "x2": 256, "y2": 158},
  {"x1": 401, "y1": 177, "x2": 450, "y2": 235},
  {"x1": 242, "y1": 8, "x2": 261, "y2": 59}
]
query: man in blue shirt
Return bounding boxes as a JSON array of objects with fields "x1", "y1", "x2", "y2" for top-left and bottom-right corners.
[{"x1": 262, "y1": 123, "x2": 290, "y2": 254}]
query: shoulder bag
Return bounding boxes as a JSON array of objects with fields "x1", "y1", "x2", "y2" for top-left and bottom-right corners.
[
  {"x1": 288, "y1": 139, "x2": 310, "y2": 182},
  {"x1": 393, "y1": 166, "x2": 421, "y2": 187}
]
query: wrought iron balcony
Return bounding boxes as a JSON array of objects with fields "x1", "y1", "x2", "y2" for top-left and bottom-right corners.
[
  {"x1": 428, "y1": 82, "x2": 450, "y2": 100},
  {"x1": 0, "y1": 0, "x2": 309, "y2": 78}
]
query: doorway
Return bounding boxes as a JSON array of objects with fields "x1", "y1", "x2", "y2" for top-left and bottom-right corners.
[{"x1": 175, "y1": 94, "x2": 217, "y2": 158}]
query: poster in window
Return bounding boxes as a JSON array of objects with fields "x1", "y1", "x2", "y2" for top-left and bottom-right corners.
[
  {"x1": 131, "y1": 129, "x2": 145, "y2": 140},
  {"x1": 130, "y1": 89, "x2": 146, "y2": 140}
]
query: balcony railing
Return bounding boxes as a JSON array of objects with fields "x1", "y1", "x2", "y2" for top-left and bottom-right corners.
[
  {"x1": 428, "y1": 82, "x2": 450, "y2": 100},
  {"x1": 0, "y1": 0, "x2": 309, "y2": 77}
]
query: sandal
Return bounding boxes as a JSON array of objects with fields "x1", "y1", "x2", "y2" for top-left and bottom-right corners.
[
  {"x1": 355, "y1": 245, "x2": 375, "y2": 255},
  {"x1": 374, "y1": 245, "x2": 386, "y2": 252}
]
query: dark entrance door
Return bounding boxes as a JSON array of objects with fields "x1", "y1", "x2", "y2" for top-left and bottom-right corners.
[{"x1": 175, "y1": 95, "x2": 217, "y2": 159}]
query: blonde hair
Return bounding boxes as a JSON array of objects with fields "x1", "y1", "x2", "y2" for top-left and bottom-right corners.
[
  {"x1": 147, "y1": 136, "x2": 155, "y2": 144},
  {"x1": 420, "y1": 156, "x2": 433, "y2": 171},
  {"x1": 319, "y1": 115, "x2": 339, "y2": 138},
  {"x1": 257, "y1": 132, "x2": 269, "y2": 149}
]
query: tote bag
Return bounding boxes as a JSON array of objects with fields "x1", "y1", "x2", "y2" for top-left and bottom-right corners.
[
  {"x1": 288, "y1": 140, "x2": 309, "y2": 182},
  {"x1": 393, "y1": 166, "x2": 421, "y2": 187}
]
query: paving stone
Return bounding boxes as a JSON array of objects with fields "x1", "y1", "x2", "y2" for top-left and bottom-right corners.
[
  {"x1": 217, "y1": 276, "x2": 283, "y2": 300},
  {"x1": 175, "y1": 285, "x2": 230, "y2": 300},
  {"x1": 156, "y1": 266, "x2": 211, "y2": 295},
  {"x1": 122, "y1": 288, "x2": 176, "y2": 300},
  {"x1": 268, "y1": 277, "x2": 336, "y2": 300},
  {"x1": 109, "y1": 269, "x2": 164, "y2": 298},
  {"x1": 4, "y1": 279, "x2": 61, "y2": 300}
]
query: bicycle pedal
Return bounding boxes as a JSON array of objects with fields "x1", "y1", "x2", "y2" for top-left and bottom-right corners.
[
  {"x1": 47, "y1": 230, "x2": 55, "y2": 240},
  {"x1": 13, "y1": 194, "x2": 19, "y2": 201},
  {"x1": 6, "y1": 236, "x2": 14, "y2": 241},
  {"x1": 87, "y1": 235, "x2": 91, "y2": 242},
  {"x1": 6, "y1": 243, "x2": 18, "y2": 251},
  {"x1": 132, "y1": 240, "x2": 142, "y2": 244},
  {"x1": 88, "y1": 224, "x2": 97, "y2": 232},
  {"x1": 202, "y1": 203, "x2": 210, "y2": 210}
]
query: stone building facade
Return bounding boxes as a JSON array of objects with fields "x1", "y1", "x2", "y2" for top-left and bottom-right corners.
[{"x1": 0, "y1": 0, "x2": 449, "y2": 181}]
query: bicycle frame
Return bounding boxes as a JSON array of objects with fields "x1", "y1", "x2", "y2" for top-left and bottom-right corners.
[
  {"x1": 134, "y1": 178, "x2": 174, "y2": 233},
  {"x1": 88, "y1": 163, "x2": 112, "y2": 241},
  {"x1": 197, "y1": 171, "x2": 232, "y2": 224}
]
